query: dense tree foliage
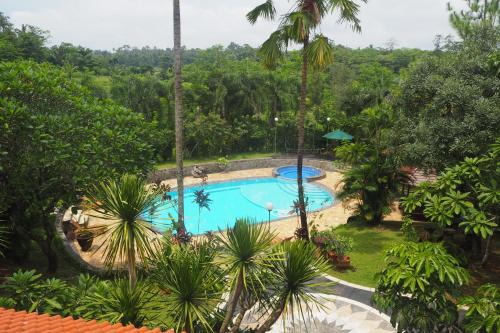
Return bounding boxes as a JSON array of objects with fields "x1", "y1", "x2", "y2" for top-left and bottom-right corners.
[
  {"x1": 0, "y1": 12, "x2": 428, "y2": 160},
  {"x1": 0, "y1": 61, "x2": 157, "y2": 271},
  {"x1": 391, "y1": 13, "x2": 499, "y2": 171}
]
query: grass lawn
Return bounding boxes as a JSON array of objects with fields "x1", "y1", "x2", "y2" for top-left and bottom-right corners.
[
  {"x1": 326, "y1": 220, "x2": 404, "y2": 288},
  {"x1": 155, "y1": 152, "x2": 274, "y2": 169}
]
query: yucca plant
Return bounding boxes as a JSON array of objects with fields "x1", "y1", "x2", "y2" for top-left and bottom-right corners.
[
  {"x1": 216, "y1": 219, "x2": 276, "y2": 333},
  {"x1": 77, "y1": 278, "x2": 156, "y2": 327},
  {"x1": 85, "y1": 174, "x2": 163, "y2": 288},
  {"x1": 148, "y1": 241, "x2": 224, "y2": 333},
  {"x1": 255, "y1": 240, "x2": 332, "y2": 333}
]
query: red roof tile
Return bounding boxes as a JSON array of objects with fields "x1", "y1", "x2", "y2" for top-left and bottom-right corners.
[{"x1": 0, "y1": 307, "x2": 162, "y2": 333}]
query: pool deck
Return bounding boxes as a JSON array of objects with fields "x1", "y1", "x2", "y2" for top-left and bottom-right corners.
[{"x1": 64, "y1": 167, "x2": 402, "y2": 269}]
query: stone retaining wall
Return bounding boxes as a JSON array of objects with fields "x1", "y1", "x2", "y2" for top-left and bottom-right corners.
[{"x1": 149, "y1": 157, "x2": 336, "y2": 181}]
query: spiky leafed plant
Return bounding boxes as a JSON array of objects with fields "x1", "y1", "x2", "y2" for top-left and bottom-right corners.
[
  {"x1": 255, "y1": 240, "x2": 332, "y2": 333},
  {"x1": 193, "y1": 189, "x2": 212, "y2": 234},
  {"x1": 217, "y1": 219, "x2": 276, "y2": 333},
  {"x1": 78, "y1": 278, "x2": 156, "y2": 327},
  {"x1": 247, "y1": 0, "x2": 366, "y2": 240},
  {"x1": 148, "y1": 241, "x2": 224, "y2": 333},
  {"x1": 86, "y1": 174, "x2": 163, "y2": 288}
]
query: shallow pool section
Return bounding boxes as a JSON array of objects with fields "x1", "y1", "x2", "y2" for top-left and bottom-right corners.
[
  {"x1": 273, "y1": 165, "x2": 325, "y2": 181},
  {"x1": 148, "y1": 177, "x2": 334, "y2": 234}
]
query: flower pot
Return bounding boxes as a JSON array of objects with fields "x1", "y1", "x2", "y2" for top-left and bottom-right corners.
[
  {"x1": 327, "y1": 251, "x2": 338, "y2": 263},
  {"x1": 336, "y1": 256, "x2": 350, "y2": 268},
  {"x1": 76, "y1": 236, "x2": 93, "y2": 252},
  {"x1": 312, "y1": 236, "x2": 327, "y2": 248}
]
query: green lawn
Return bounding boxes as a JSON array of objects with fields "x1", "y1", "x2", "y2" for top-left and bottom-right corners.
[
  {"x1": 327, "y1": 220, "x2": 404, "y2": 288},
  {"x1": 155, "y1": 152, "x2": 274, "y2": 169}
]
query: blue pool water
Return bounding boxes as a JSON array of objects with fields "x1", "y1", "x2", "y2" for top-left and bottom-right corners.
[
  {"x1": 276, "y1": 165, "x2": 322, "y2": 180},
  {"x1": 147, "y1": 177, "x2": 334, "y2": 234}
]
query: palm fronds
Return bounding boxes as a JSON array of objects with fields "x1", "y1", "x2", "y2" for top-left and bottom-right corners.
[{"x1": 247, "y1": 0, "x2": 276, "y2": 24}]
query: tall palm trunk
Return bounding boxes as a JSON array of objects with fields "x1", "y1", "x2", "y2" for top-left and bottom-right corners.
[
  {"x1": 297, "y1": 37, "x2": 309, "y2": 240},
  {"x1": 173, "y1": 0, "x2": 185, "y2": 233}
]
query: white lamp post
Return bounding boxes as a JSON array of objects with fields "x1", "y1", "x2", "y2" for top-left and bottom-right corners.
[
  {"x1": 274, "y1": 117, "x2": 279, "y2": 154},
  {"x1": 266, "y1": 202, "x2": 274, "y2": 223}
]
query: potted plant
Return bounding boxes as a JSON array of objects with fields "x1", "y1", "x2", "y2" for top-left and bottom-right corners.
[
  {"x1": 216, "y1": 156, "x2": 229, "y2": 171},
  {"x1": 324, "y1": 239, "x2": 338, "y2": 263},
  {"x1": 333, "y1": 235, "x2": 353, "y2": 268},
  {"x1": 76, "y1": 229, "x2": 94, "y2": 252}
]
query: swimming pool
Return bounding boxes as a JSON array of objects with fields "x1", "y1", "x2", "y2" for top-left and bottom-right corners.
[
  {"x1": 147, "y1": 177, "x2": 334, "y2": 234},
  {"x1": 273, "y1": 165, "x2": 325, "y2": 181}
]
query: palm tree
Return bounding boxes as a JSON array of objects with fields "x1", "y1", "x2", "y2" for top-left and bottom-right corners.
[
  {"x1": 217, "y1": 219, "x2": 276, "y2": 333},
  {"x1": 86, "y1": 174, "x2": 162, "y2": 288},
  {"x1": 173, "y1": 0, "x2": 186, "y2": 236},
  {"x1": 193, "y1": 189, "x2": 212, "y2": 234},
  {"x1": 247, "y1": 0, "x2": 366, "y2": 240}
]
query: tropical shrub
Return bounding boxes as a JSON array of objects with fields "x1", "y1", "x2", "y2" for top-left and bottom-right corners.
[
  {"x1": 336, "y1": 107, "x2": 409, "y2": 224},
  {"x1": 0, "y1": 270, "x2": 156, "y2": 328},
  {"x1": 401, "y1": 139, "x2": 499, "y2": 264},
  {"x1": 373, "y1": 242, "x2": 470, "y2": 332},
  {"x1": 460, "y1": 283, "x2": 500, "y2": 333}
]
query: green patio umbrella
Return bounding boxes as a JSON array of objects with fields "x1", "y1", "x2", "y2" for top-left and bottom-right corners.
[{"x1": 323, "y1": 130, "x2": 353, "y2": 141}]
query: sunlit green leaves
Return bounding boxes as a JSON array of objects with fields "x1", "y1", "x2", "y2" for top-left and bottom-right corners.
[
  {"x1": 373, "y1": 242, "x2": 469, "y2": 332},
  {"x1": 306, "y1": 34, "x2": 334, "y2": 70},
  {"x1": 401, "y1": 139, "x2": 499, "y2": 239},
  {"x1": 460, "y1": 283, "x2": 500, "y2": 333}
]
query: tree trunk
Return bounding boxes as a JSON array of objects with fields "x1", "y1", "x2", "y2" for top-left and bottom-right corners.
[
  {"x1": 33, "y1": 215, "x2": 59, "y2": 273},
  {"x1": 297, "y1": 37, "x2": 309, "y2": 241},
  {"x1": 481, "y1": 234, "x2": 493, "y2": 266},
  {"x1": 229, "y1": 298, "x2": 249, "y2": 333},
  {"x1": 173, "y1": 0, "x2": 185, "y2": 234},
  {"x1": 255, "y1": 301, "x2": 285, "y2": 333},
  {"x1": 219, "y1": 270, "x2": 244, "y2": 333},
  {"x1": 128, "y1": 247, "x2": 137, "y2": 289}
]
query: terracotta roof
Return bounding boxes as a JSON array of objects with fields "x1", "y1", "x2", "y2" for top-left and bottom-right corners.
[{"x1": 0, "y1": 307, "x2": 162, "y2": 333}]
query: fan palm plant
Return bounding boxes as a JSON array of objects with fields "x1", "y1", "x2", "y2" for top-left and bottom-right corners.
[
  {"x1": 85, "y1": 174, "x2": 163, "y2": 288},
  {"x1": 247, "y1": 0, "x2": 366, "y2": 240},
  {"x1": 216, "y1": 219, "x2": 276, "y2": 333}
]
